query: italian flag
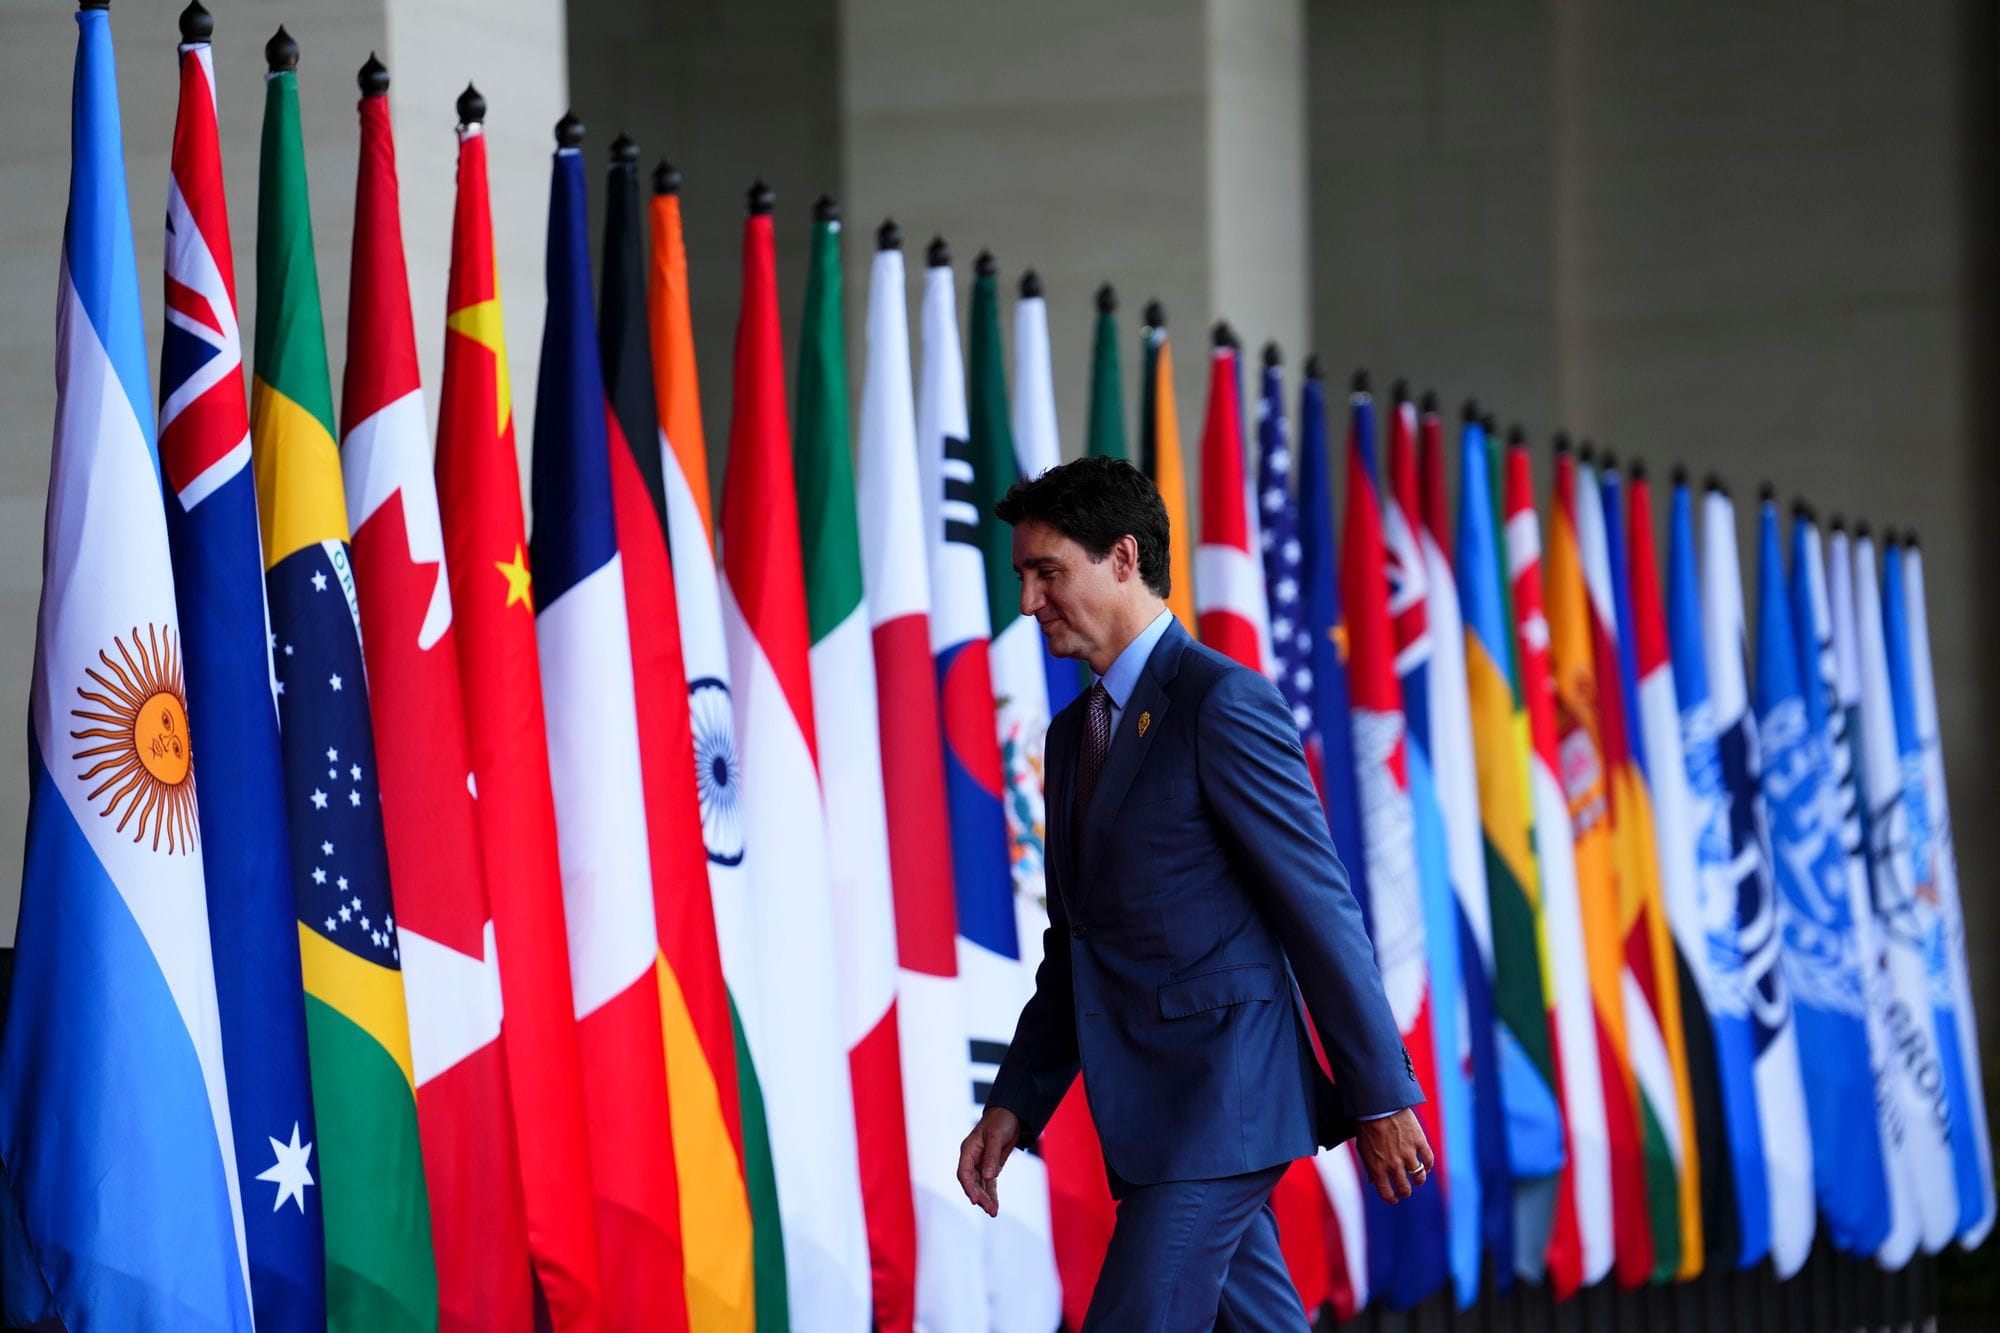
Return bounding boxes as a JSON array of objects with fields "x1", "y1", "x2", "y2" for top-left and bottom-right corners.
[
  {"x1": 718, "y1": 190, "x2": 872, "y2": 1327},
  {"x1": 792, "y1": 201, "x2": 916, "y2": 1332}
]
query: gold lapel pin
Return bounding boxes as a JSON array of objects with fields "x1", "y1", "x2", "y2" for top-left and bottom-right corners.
[{"x1": 1137, "y1": 710, "x2": 1152, "y2": 738}]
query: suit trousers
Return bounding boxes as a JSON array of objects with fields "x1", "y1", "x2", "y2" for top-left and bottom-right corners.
[{"x1": 1081, "y1": 1163, "x2": 1308, "y2": 1332}]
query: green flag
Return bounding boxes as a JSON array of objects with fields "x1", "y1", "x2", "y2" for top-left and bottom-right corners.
[
  {"x1": 968, "y1": 255, "x2": 1020, "y2": 636},
  {"x1": 251, "y1": 40, "x2": 437, "y2": 1331},
  {"x1": 1086, "y1": 284, "x2": 1127, "y2": 460}
]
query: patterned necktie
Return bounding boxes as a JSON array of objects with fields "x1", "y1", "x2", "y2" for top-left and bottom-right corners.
[{"x1": 1074, "y1": 680, "x2": 1113, "y2": 845}]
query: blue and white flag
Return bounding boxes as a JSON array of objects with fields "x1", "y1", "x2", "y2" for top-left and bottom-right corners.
[
  {"x1": 1667, "y1": 480, "x2": 1771, "y2": 1267},
  {"x1": 1753, "y1": 500, "x2": 1879, "y2": 1254},
  {"x1": 1899, "y1": 541, "x2": 1996, "y2": 1247},
  {"x1": 1848, "y1": 528, "x2": 1959, "y2": 1254},
  {"x1": 1882, "y1": 538, "x2": 1988, "y2": 1246},
  {"x1": 0, "y1": 9, "x2": 251, "y2": 1328}
]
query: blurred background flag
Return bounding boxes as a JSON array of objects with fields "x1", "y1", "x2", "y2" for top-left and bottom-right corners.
[
  {"x1": 602, "y1": 141, "x2": 756, "y2": 1333},
  {"x1": 432, "y1": 90, "x2": 604, "y2": 1332},
  {"x1": 1501, "y1": 436, "x2": 1609, "y2": 1296},
  {"x1": 1755, "y1": 497, "x2": 1885, "y2": 1256},
  {"x1": 1014, "y1": 272, "x2": 1083, "y2": 717},
  {"x1": 793, "y1": 198, "x2": 918, "y2": 1333},
  {"x1": 1821, "y1": 521, "x2": 1923, "y2": 1268},
  {"x1": 1086, "y1": 284, "x2": 1127, "y2": 461},
  {"x1": 251, "y1": 30, "x2": 436, "y2": 1327},
  {"x1": 1343, "y1": 375, "x2": 1448, "y2": 1309},
  {"x1": 1463, "y1": 421, "x2": 1567, "y2": 1283},
  {"x1": 647, "y1": 163, "x2": 789, "y2": 1324},
  {"x1": 1137, "y1": 304, "x2": 1196, "y2": 633},
  {"x1": 1849, "y1": 526, "x2": 1961, "y2": 1254},
  {"x1": 1882, "y1": 536, "x2": 1987, "y2": 1247},
  {"x1": 1, "y1": 7, "x2": 251, "y2": 1327},
  {"x1": 1384, "y1": 387, "x2": 1478, "y2": 1308},
  {"x1": 719, "y1": 184, "x2": 873, "y2": 1327},
  {"x1": 856, "y1": 222, "x2": 988, "y2": 1333},
  {"x1": 1596, "y1": 462, "x2": 1703, "y2": 1280},
  {"x1": 1196, "y1": 328, "x2": 1272, "y2": 672},
  {"x1": 158, "y1": 7, "x2": 322, "y2": 1326},
  {"x1": 1698, "y1": 481, "x2": 1814, "y2": 1278},
  {"x1": 1899, "y1": 538, "x2": 1996, "y2": 1247},
  {"x1": 340, "y1": 58, "x2": 531, "y2": 1331}
]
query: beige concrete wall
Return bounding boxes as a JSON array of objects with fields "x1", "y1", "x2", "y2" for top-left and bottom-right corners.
[{"x1": 0, "y1": 0, "x2": 562, "y2": 943}]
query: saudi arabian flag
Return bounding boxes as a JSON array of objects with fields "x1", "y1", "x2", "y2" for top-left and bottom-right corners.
[{"x1": 252, "y1": 42, "x2": 436, "y2": 1330}]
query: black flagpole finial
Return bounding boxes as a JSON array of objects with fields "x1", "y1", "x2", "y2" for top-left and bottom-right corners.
[
  {"x1": 178, "y1": 1, "x2": 213, "y2": 43},
  {"x1": 266, "y1": 25, "x2": 299, "y2": 72},
  {"x1": 746, "y1": 179, "x2": 775, "y2": 215},
  {"x1": 653, "y1": 160, "x2": 682, "y2": 196},
  {"x1": 1351, "y1": 368, "x2": 1371, "y2": 394},
  {"x1": 1262, "y1": 341, "x2": 1281, "y2": 371},
  {"x1": 877, "y1": 218, "x2": 902, "y2": 251},
  {"x1": 1144, "y1": 299, "x2": 1166, "y2": 328},
  {"x1": 1096, "y1": 283, "x2": 1117, "y2": 315},
  {"x1": 812, "y1": 194, "x2": 839, "y2": 224},
  {"x1": 456, "y1": 83, "x2": 487, "y2": 127},
  {"x1": 1020, "y1": 269, "x2": 1042, "y2": 299},
  {"x1": 610, "y1": 132, "x2": 639, "y2": 165},
  {"x1": 975, "y1": 250, "x2": 999, "y2": 278},
  {"x1": 357, "y1": 52, "x2": 389, "y2": 97},
  {"x1": 926, "y1": 236, "x2": 951, "y2": 268},
  {"x1": 1304, "y1": 353, "x2": 1324, "y2": 380},
  {"x1": 554, "y1": 111, "x2": 585, "y2": 149}
]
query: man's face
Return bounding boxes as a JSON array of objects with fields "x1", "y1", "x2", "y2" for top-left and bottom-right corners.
[{"x1": 1010, "y1": 520, "x2": 1128, "y2": 662}]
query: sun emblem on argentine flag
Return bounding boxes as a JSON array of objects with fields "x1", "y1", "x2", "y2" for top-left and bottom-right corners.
[
  {"x1": 71, "y1": 625, "x2": 199, "y2": 853},
  {"x1": 689, "y1": 676, "x2": 744, "y2": 866}
]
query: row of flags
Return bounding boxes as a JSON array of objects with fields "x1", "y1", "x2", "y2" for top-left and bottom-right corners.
[{"x1": 6, "y1": 8, "x2": 1993, "y2": 1331}]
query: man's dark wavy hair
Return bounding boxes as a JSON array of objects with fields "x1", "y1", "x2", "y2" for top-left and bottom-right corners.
[{"x1": 992, "y1": 455, "x2": 1172, "y2": 599}]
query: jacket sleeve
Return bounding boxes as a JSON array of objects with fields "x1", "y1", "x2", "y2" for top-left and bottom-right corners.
[
  {"x1": 1197, "y1": 666, "x2": 1424, "y2": 1118},
  {"x1": 983, "y1": 883, "x2": 1081, "y2": 1140}
]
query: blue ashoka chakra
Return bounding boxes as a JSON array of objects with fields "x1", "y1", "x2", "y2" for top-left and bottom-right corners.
[{"x1": 688, "y1": 676, "x2": 745, "y2": 866}]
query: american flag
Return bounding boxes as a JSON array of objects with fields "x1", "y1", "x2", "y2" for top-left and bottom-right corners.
[{"x1": 1258, "y1": 348, "x2": 1313, "y2": 731}]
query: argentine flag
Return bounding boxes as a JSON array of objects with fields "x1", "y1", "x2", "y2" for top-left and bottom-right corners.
[{"x1": 1, "y1": 8, "x2": 251, "y2": 1329}]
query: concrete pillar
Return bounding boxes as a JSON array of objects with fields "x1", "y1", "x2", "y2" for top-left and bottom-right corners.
[{"x1": 0, "y1": 0, "x2": 564, "y2": 941}]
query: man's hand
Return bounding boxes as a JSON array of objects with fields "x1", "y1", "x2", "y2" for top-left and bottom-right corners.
[
  {"x1": 956, "y1": 1107, "x2": 1022, "y2": 1218},
  {"x1": 1353, "y1": 1107, "x2": 1435, "y2": 1203}
]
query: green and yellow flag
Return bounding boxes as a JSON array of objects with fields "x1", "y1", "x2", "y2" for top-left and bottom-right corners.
[{"x1": 252, "y1": 34, "x2": 436, "y2": 1330}]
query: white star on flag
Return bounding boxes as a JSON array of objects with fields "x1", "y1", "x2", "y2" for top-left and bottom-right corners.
[
  {"x1": 310, "y1": 789, "x2": 328, "y2": 810},
  {"x1": 256, "y1": 1123, "x2": 315, "y2": 1213},
  {"x1": 328, "y1": 673, "x2": 342, "y2": 692},
  {"x1": 348, "y1": 790, "x2": 362, "y2": 807},
  {"x1": 310, "y1": 570, "x2": 327, "y2": 593},
  {"x1": 349, "y1": 764, "x2": 362, "y2": 782},
  {"x1": 321, "y1": 841, "x2": 333, "y2": 855},
  {"x1": 325, "y1": 747, "x2": 338, "y2": 762},
  {"x1": 311, "y1": 867, "x2": 326, "y2": 885}
]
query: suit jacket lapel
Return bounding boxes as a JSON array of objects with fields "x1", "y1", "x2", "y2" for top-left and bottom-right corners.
[{"x1": 1076, "y1": 621, "x2": 1187, "y2": 900}]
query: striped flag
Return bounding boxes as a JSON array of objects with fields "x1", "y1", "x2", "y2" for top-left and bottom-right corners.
[
  {"x1": 1197, "y1": 329, "x2": 1273, "y2": 670},
  {"x1": 1138, "y1": 304, "x2": 1197, "y2": 633},
  {"x1": 1630, "y1": 468, "x2": 1739, "y2": 1273},
  {"x1": 1464, "y1": 422, "x2": 1567, "y2": 1283},
  {"x1": 1756, "y1": 498, "x2": 1883, "y2": 1254},
  {"x1": 1665, "y1": 475, "x2": 1771, "y2": 1268},
  {"x1": 1849, "y1": 527, "x2": 1960, "y2": 1253},
  {"x1": 340, "y1": 64, "x2": 531, "y2": 1330},
  {"x1": 1899, "y1": 539, "x2": 1996, "y2": 1246},
  {"x1": 432, "y1": 95, "x2": 603, "y2": 1331},
  {"x1": 793, "y1": 201, "x2": 917, "y2": 1333},
  {"x1": 600, "y1": 145, "x2": 756, "y2": 1332},
  {"x1": 1547, "y1": 448, "x2": 1654, "y2": 1286},
  {"x1": 1698, "y1": 483, "x2": 1814, "y2": 1277},
  {"x1": 252, "y1": 37, "x2": 437, "y2": 1326},
  {"x1": 1, "y1": 10, "x2": 250, "y2": 1326},
  {"x1": 1296, "y1": 361, "x2": 1370, "y2": 1321},
  {"x1": 720, "y1": 188, "x2": 873, "y2": 1328},
  {"x1": 1596, "y1": 463, "x2": 1703, "y2": 1279},
  {"x1": 1383, "y1": 388, "x2": 1479, "y2": 1306},
  {"x1": 159, "y1": 17, "x2": 323, "y2": 1327},
  {"x1": 531, "y1": 123, "x2": 689, "y2": 1331},
  {"x1": 1882, "y1": 537, "x2": 1988, "y2": 1244},
  {"x1": 1501, "y1": 437, "x2": 1612, "y2": 1294},
  {"x1": 646, "y1": 166, "x2": 789, "y2": 1324},
  {"x1": 855, "y1": 224, "x2": 987, "y2": 1333},
  {"x1": 1343, "y1": 376, "x2": 1448, "y2": 1309},
  {"x1": 1086, "y1": 285, "x2": 1127, "y2": 460},
  {"x1": 1824, "y1": 516, "x2": 1928, "y2": 1256}
]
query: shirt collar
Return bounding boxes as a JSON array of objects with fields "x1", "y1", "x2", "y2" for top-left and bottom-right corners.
[{"x1": 1096, "y1": 608, "x2": 1175, "y2": 711}]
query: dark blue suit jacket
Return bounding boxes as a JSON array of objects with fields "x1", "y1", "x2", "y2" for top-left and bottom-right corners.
[{"x1": 986, "y1": 617, "x2": 1421, "y2": 1186}]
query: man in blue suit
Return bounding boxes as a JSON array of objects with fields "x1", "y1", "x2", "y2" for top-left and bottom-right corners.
[{"x1": 959, "y1": 457, "x2": 1432, "y2": 1329}]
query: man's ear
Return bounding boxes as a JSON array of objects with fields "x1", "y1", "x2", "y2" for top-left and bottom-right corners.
[{"x1": 1113, "y1": 534, "x2": 1140, "y2": 582}]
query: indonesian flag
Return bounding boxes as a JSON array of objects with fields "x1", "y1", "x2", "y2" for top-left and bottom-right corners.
[
  {"x1": 529, "y1": 128, "x2": 687, "y2": 1331},
  {"x1": 855, "y1": 229, "x2": 987, "y2": 1333},
  {"x1": 432, "y1": 105, "x2": 603, "y2": 1330},
  {"x1": 1196, "y1": 330, "x2": 1272, "y2": 672},
  {"x1": 1500, "y1": 439, "x2": 1612, "y2": 1293},
  {"x1": 1341, "y1": 378, "x2": 1448, "y2": 1309},
  {"x1": 339, "y1": 72, "x2": 531, "y2": 1332},
  {"x1": 599, "y1": 147, "x2": 755, "y2": 1333},
  {"x1": 719, "y1": 194, "x2": 872, "y2": 1327}
]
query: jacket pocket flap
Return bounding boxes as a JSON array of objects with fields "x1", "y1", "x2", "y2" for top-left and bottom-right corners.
[{"x1": 1158, "y1": 964, "x2": 1273, "y2": 1019}]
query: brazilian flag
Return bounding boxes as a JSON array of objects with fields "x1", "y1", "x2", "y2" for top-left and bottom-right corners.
[{"x1": 251, "y1": 38, "x2": 437, "y2": 1331}]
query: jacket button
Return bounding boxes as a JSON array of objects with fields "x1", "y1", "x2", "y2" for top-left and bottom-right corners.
[{"x1": 1071, "y1": 924, "x2": 1090, "y2": 939}]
